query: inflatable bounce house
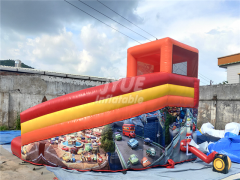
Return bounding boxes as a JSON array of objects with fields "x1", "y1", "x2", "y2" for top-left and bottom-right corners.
[{"x1": 11, "y1": 37, "x2": 231, "y2": 173}]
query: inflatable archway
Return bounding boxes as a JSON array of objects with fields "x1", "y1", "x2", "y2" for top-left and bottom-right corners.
[{"x1": 11, "y1": 37, "x2": 200, "y2": 171}]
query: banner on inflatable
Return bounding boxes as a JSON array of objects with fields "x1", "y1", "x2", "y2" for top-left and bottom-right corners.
[{"x1": 21, "y1": 107, "x2": 198, "y2": 171}]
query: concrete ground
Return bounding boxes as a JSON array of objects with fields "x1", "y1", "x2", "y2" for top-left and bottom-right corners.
[
  {"x1": 0, "y1": 146, "x2": 56, "y2": 180},
  {"x1": 1, "y1": 145, "x2": 240, "y2": 180}
]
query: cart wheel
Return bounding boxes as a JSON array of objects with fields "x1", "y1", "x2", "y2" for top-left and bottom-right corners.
[{"x1": 213, "y1": 154, "x2": 231, "y2": 174}]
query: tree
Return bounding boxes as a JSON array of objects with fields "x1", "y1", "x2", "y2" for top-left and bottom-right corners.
[
  {"x1": 219, "y1": 81, "x2": 228, "y2": 85},
  {"x1": 100, "y1": 125, "x2": 115, "y2": 153},
  {"x1": 0, "y1": 60, "x2": 34, "y2": 69},
  {"x1": 164, "y1": 110, "x2": 175, "y2": 146}
]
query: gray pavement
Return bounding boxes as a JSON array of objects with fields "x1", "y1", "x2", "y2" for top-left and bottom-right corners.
[{"x1": 0, "y1": 145, "x2": 56, "y2": 180}]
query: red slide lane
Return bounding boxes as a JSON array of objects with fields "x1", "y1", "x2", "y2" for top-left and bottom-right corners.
[
  {"x1": 21, "y1": 72, "x2": 198, "y2": 123},
  {"x1": 21, "y1": 96, "x2": 194, "y2": 145}
]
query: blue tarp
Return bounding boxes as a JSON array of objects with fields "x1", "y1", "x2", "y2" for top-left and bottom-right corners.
[
  {"x1": 0, "y1": 130, "x2": 21, "y2": 145},
  {"x1": 208, "y1": 132, "x2": 240, "y2": 163},
  {"x1": 197, "y1": 133, "x2": 221, "y2": 144},
  {"x1": 196, "y1": 130, "x2": 202, "y2": 136}
]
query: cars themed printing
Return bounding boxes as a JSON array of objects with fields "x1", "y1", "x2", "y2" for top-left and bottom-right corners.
[{"x1": 21, "y1": 107, "x2": 198, "y2": 171}]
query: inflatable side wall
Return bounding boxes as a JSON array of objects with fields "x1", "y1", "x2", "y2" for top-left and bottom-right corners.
[{"x1": 11, "y1": 37, "x2": 200, "y2": 171}]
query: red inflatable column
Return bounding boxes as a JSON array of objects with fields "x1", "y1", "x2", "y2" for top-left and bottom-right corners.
[
  {"x1": 11, "y1": 136, "x2": 22, "y2": 158},
  {"x1": 127, "y1": 53, "x2": 137, "y2": 77},
  {"x1": 160, "y1": 39, "x2": 172, "y2": 73}
]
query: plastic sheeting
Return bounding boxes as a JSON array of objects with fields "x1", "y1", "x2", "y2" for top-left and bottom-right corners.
[
  {"x1": 197, "y1": 133, "x2": 221, "y2": 144},
  {"x1": 208, "y1": 132, "x2": 240, "y2": 163},
  {"x1": 2, "y1": 143, "x2": 240, "y2": 180},
  {"x1": 0, "y1": 130, "x2": 21, "y2": 145},
  {"x1": 200, "y1": 123, "x2": 225, "y2": 138},
  {"x1": 225, "y1": 122, "x2": 240, "y2": 135},
  {"x1": 46, "y1": 160, "x2": 240, "y2": 180},
  {"x1": 200, "y1": 122, "x2": 240, "y2": 139},
  {"x1": 189, "y1": 140, "x2": 209, "y2": 154}
]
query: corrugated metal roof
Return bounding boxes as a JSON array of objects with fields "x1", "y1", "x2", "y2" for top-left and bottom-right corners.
[
  {"x1": 218, "y1": 53, "x2": 240, "y2": 66},
  {"x1": 0, "y1": 65, "x2": 116, "y2": 82}
]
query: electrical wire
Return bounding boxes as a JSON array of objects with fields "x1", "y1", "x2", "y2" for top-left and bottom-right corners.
[
  {"x1": 198, "y1": 74, "x2": 210, "y2": 81},
  {"x1": 200, "y1": 81, "x2": 208, "y2": 86},
  {"x1": 97, "y1": 0, "x2": 158, "y2": 40},
  {"x1": 64, "y1": 0, "x2": 214, "y2": 82},
  {"x1": 64, "y1": 0, "x2": 141, "y2": 44},
  {"x1": 198, "y1": 72, "x2": 211, "y2": 81},
  {"x1": 173, "y1": 66, "x2": 210, "y2": 85},
  {"x1": 78, "y1": 0, "x2": 152, "y2": 42},
  {"x1": 198, "y1": 74, "x2": 211, "y2": 83},
  {"x1": 199, "y1": 77, "x2": 210, "y2": 85}
]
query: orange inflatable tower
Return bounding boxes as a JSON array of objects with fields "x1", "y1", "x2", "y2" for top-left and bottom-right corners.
[{"x1": 127, "y1": 37, "x2": 198, "y2": 78}]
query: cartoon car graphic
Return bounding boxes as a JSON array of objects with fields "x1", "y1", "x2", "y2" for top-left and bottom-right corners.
[
  {"x1": 77, "y1": 148, "x2": 85, "y2": 155},
  {"x1": 98, "y1": 153, "x2": 103, "y2": 163},
  {"x1": 62, "y1": 153, "x2": 71, "y2": 162},
  {"x1": 144, "y1": 138, "x2": 153, "y2": 145},
  {"x1": 115, "y1": 134, "x2": 122, "y2": 141},
  {"x1": 61, "y1": 146, "x2": 69, "y2": 151},
  {"x1": 141, "y1": 157, "x2": 151, "y2": 167},
  {"x1": 92, "y1": 154, "x2": 97, "y2": 162},
  {"x1": 70, "y1": 147, "x2": 78, "y2": 154},
  {"x1": 186, "y1": 133, "x2": 192, "y2": 140},
  {"x1": 84, "y1": 143, "x2": 93, "y2": 152},
  {"x1": 71, "y1": 154, "x2": 76, "y2": 163},
  {"x1": 80, "y1": 154, "x2": 85, "y2": 162},
  {"x1": 87, "y1": 153, "x2": 91, "y2": 162},
  {"x1": 50, "y1": 138, "x2": 55, "y2": 144},
  {"x1": 128, "y1": 154, "x2": 139, "y2": 165},
  {"x1": 21, "y1": 146, "x2": 27, "y2": 155},
  {"x1": 128, "y1": 139, "x2": 138, "y2": 149},
  {"x1": 146, "y1": 147, "x2": 156, "y2": 157}
]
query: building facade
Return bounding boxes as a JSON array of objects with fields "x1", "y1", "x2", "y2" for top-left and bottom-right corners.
[{"x1": 218, "y1": 53, "x2": 240, "y2": 84}]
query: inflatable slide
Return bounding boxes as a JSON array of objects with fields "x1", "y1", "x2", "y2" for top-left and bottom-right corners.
[{"x1": 11, "y1": 37, "x2": 229, "y2": 172}]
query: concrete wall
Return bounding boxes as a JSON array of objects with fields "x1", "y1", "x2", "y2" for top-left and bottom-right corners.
[
  {"x1": 0, "y1": 70, "x2": 111, "y2": 128},
  {"x1": 198, "y1": 83, "x2": 240, "y2": 130},
  {"x1": 2, "y1": 66, "x2": 239, "y2": 130}
]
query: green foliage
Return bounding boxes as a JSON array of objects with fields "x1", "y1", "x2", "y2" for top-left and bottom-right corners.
[
  {"x1": 165, "y1": 112, "x2": 175, "y2": 146},
  {"x1": 0, "y1": 114, "x2": 21, "y2": 131},
  {"x1": 0, "y1": 60, "x2": 15, "y2": 66},
  {"x1": 100, "y1": 125, "x2": 115, "y2": 153},
  {"x1": 0, "y1": 125, "x2": 9, "y2": 131},
  {"x1": 0, "y1": 60, "x2": 34, "y2": 69},
  {"x1": 15, "y1": 114, "x2": 21, "y2": 130},
  {"x1": 219, "y1": 81, "x2": 228, "y2": 85}
]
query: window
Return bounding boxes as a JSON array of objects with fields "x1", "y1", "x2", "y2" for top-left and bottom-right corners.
[
  {"x1": 172, "y1": 45, "x2": 198, "y2": 78},
  {"x1": 173, "y1": 62, "x2": 187, "y2": 76}
]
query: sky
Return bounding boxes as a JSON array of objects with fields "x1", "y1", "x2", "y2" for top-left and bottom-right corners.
[{"x1": 1, "y1": 0, "x2": 240, "y2": 85}]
